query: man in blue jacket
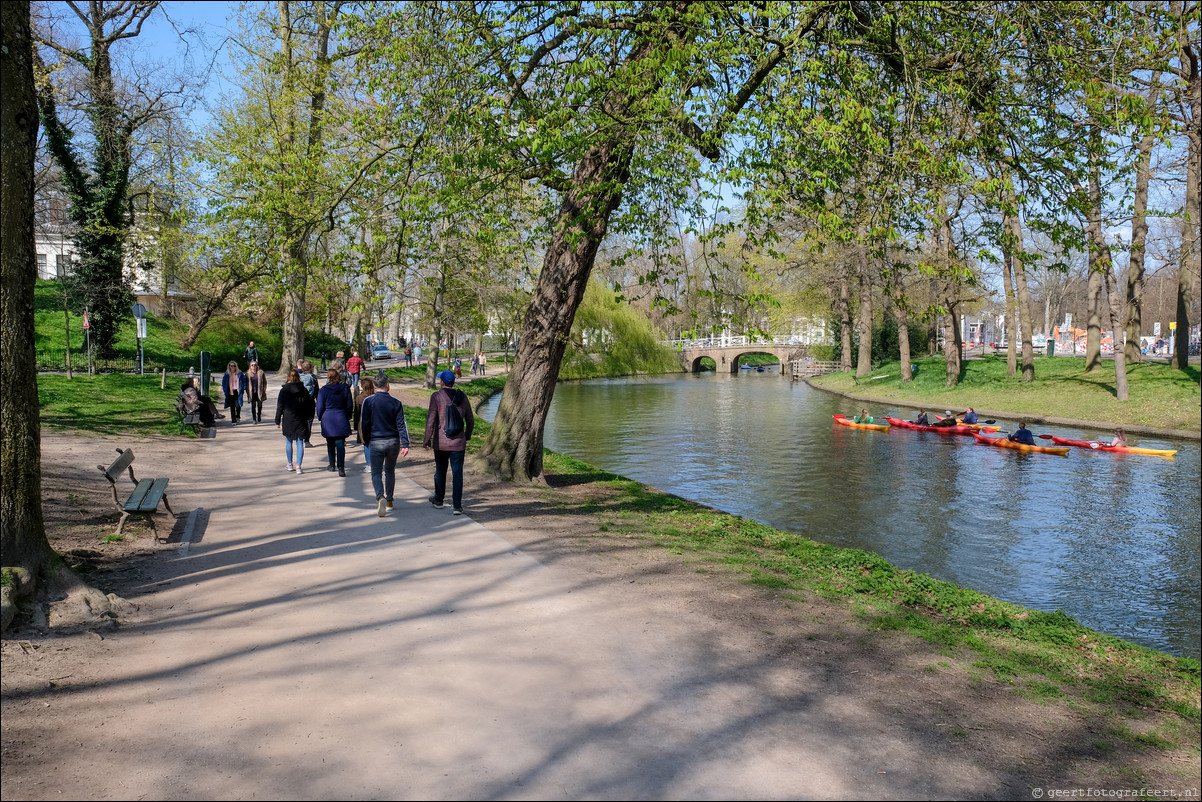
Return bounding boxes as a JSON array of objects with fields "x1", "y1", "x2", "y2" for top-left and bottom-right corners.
[
  {"x1": 360, "y1": 371, "x2": 411, "y2": 517},
  {"x1": 1009, "y1": 422, "x2": 1036, "y2": 445}
]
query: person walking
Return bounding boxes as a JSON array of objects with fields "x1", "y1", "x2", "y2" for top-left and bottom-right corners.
[
  {"x1": 276, "y1": 369, "x2": 315, "y2": 474},
  {"x1": 478, "y1": 351, "x2": 486, "y2": 376},
  {"x1": 346, "y1": 349, "x2": 364, "y2": 387},
  {"x1": 245, "y1": 361, "x2": 268, "y2": 424},
  {"x1": 423, "y1": 369, "x2": 474, "y2": 515},
  {"x1": 243, "y1": 340, "x2": 259, "y2": 366},
  {"x1": 315, "y1": 368, "x2": 354, "y2": 476},
  {"x1": 352, "y1": 375, "x2": 373, "y2": 446},
  {"x1": 360, "y1": 371, "x2": 411, "y2": 517},
  {"x1": 221, "y1": 360, "x2": 247, "y2": 425},
  {"x1": 298, "y1": 359, "x2": 319, "y2": 447}
]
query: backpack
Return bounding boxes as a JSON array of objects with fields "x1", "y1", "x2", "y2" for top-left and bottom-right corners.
[{"x1": 443, "y1": 390, "x2": 465, "y2": 437}]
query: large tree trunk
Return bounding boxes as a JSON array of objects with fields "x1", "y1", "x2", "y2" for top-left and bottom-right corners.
[
  {"x1": 1126, "y1": 80, "x2": 1159, "y2": 363},
  {"x1": 1, "y1": 0, "x2": 53, "y2": 578},
  {"x1": 1086, "y1": 141, "x2": 1129, "y2": 400},
  {"x1": 478, "y1": 139, "x2": 632, "y2": 482},
  {"x1": 1085, "y1": 265, "x2": 1104, "y2": 371},
  {"x1": 1001, "y1": 212, "x2": 1019, "y2": 376},
  {"x1": 890, "y1": 255, "x2": 913, "y2": 382},
  {"x1": 279, "y1": 246, "x2": 308, "y2": 373},
  {"x1": 1172, "y1": 3, "x2": 1199, "y2": 369},
  {"x1": 855, "y1": 243, "x2": 873, "y2": 378},
  {"x1": 1006, "y1": 200, "x2": 1036, "y2": 382},
  {"x1": 838, "y1": 267, "x2": 853, "y2": 371}
]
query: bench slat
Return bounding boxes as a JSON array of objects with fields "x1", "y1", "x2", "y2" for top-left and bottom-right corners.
[
  {"x1": 122, "y1": 479, "x2": 155, "y2": 511},
  {"x1": 138, "y1": 478, "x2": 170, "y2": 512}
]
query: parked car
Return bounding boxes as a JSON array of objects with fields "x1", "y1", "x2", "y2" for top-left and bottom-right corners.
[{"x1": 371, "y1": 344, "x2": 391, "y2": 360}]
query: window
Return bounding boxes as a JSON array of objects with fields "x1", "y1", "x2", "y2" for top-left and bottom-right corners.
[
  {"x1": 37, "y1": 253, "x2": 47, "y2": 277},
  {"x1": 55, "y1": 254, "x2": 67, "y2": 277}
]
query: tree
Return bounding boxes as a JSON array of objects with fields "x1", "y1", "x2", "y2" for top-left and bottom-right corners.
[
  {"x1": 32, "y1": 0, "x2": 193, "y2": 357},
  {"x1": 2, "y1": 0, "x2": 54, "y2": 629}
]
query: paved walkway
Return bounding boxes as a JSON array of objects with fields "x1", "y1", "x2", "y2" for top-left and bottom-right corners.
[{"x1": 9, "y1": 379, "x2": 1008, "y2": 801}]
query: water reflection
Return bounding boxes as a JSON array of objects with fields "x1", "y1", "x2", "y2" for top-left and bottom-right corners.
[{"x1": 481, "y1": 372, "x2": 1201, "y2": 658}]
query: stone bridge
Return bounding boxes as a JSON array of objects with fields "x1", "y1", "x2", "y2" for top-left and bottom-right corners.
[{"x1": 668, "y1": 336, "x2": 818, "y2": 374}]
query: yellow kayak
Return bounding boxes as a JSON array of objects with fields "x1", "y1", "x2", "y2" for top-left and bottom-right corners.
[{"x1": 833, "y1": 414, "x2": 890, "y2": 432}]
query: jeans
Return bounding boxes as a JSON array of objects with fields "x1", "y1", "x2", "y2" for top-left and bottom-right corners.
[
  {"x1": 249, "y1": 396, "x2": 263, "y2": 422},
  {"x1": 432, "y1": 448, "x2": 465, "y2": 510},
  {"x1": 225, "y1": 396, "x2": 241, "y2": 422},
  {"x1": 284, "y1": 438, "x2": 305, "y2": 467},
  {"x1": 325, "y1": 437, "x2": 346, "y2": 470},
  {"x1": 368, "y1": 437, "x2": 401, "y2": 501}
]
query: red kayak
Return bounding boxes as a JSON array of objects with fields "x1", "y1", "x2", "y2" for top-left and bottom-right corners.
[
  {"x1": 1046, "y1": 436, "x2": 1177, "y2": 458},
  {"x1": 884, "y1": 417, "x2": 980, "y2": 436},
  {"x1": 973, "y1": 432, "x2": 1070, "y2": 456}
]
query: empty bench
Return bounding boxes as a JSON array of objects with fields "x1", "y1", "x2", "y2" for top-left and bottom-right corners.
[{"x1": 98, "y1": 448, "x2": 176, "y2": 541}]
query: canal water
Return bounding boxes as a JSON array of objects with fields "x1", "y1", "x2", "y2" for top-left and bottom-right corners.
[{"x1": 479, "y1": 370, "x2": 1201, "y2": 659}]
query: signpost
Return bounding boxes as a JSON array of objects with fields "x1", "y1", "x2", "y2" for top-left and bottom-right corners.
[{"x1": 131, "y1": 303, "x2": 147, "y2": 375}]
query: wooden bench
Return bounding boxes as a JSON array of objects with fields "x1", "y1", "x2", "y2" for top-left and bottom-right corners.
[
  {"x1": 98, "y1": 448, "x2": 176, "y2": 541},
  {"x1": 176, "y1": 396, "x2": 202, "y2": 434}
]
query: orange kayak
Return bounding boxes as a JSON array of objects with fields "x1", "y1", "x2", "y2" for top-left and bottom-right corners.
[
  {"x1": 833, "y1": 414, "x2": 890, "y2": 432},
  {"x1": 973, "y1": 432, "x2": 1069, "y2": 456}
]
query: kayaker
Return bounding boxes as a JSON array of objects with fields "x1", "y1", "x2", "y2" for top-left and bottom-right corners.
[
  {"x1": 961, "y1": 408, "x2": 979, "y2": 424},
  {"x1": 1106, "y1": 428, "x2": 1127, "y2": 448},
  {"x1": 929, "y1": 411, "x2": 958, "y2": 428},
  {"x1": 1009, "y1": 422, "x2": 1036, "y2": 445},
  {"x1": 852, "y1": 409, "x2": 874, "y2": 424},
  {"x1": 914, "y1": 409, "x2": 929, "y2": 425}
]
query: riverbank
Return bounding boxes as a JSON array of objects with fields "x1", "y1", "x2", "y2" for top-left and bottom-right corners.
[
  {"x1": 7, "y1": 369, "x2": 1199, "y2": 798},
  {"x1": 808, "y1": 356, "x2": 1201, "y2": 438}
]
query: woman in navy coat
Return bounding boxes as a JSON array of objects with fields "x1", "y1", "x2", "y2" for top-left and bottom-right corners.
[{"x1": 315, "y1": 368, "x2": 355, "y2": 475}]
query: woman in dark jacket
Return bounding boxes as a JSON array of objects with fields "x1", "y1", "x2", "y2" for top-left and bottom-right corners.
[
  {"x1": 276, "y1": 369, "x2": 315, "y2": 474},
  {"x1": 315, "y1": 368, "x2": 354, "y2": 476}
]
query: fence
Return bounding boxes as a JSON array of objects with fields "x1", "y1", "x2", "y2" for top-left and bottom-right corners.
[
  {"x1": 791, "y1": 359, "x2": 841, "y2": 379},
  {"x1": 35, "y1": 349, "x2": 199, "y2": 375}
]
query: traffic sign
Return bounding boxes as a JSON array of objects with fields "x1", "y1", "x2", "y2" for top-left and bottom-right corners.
[
  {"x1": 82, "y1": 310, "x2": 90, "y2": 329},
  {"x1": 131, "y1": 303, "x2": 147, "y2": 318}
]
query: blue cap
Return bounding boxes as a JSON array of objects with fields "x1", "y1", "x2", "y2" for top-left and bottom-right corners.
[{"x1": 437, "y1": 370, "x2": 455, "y2": 386}]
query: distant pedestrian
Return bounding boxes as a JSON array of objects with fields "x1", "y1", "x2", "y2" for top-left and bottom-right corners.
[
  {"x1": 361, "y1": 371, "x2": 410, "y2": 517},
  {"x1": 453, "y1": 357, "x2": 462, "y2": 379},
  {"x1": 276, "y1": 369, "x2": 315, "y2": 474},
  {"x1": 346, "y1": 349, "x2": 364, "y2": 387},
  {"x1": 246, "y1": 360, "x2": 268, "y2": 424},
  {"x1": 471, "y1": 353, "x2": 480, "y2": 375},
  {"x1": 221, "y1": 360, "x2": 247, "y2": 425},
  {"x1": 315, "y1": 368, "x2": 354, "y2": 476},
  {"x1": 478, "y1": 352, "x2": 486, "y2": 376},
  {"x1": 243, "y1": 340, "x2": 259, "y2": 366},
  {"x1": 423, "y1": 369, "x2": 474, "y2": 515}
]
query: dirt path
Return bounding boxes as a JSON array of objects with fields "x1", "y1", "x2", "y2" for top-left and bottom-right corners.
[{"x1": 2, "y1": 378, "x2": 1198, "y2": 800}]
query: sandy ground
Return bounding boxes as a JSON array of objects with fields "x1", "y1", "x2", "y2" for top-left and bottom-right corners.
[{"x1": 2, "y1": 374, "x2": 1199, "y2": 800}]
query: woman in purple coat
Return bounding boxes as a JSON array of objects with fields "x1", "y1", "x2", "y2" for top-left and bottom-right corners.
[{"x1": 315, "y1": 368, "x2": 354, "y2": 476}]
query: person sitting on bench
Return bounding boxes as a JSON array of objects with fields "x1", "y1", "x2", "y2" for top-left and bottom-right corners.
[{"x1": 180, "y1": 379, "x2": 216, "y2": 428}]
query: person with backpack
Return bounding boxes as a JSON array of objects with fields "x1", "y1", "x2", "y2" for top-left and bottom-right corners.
[
  {"x1": 423, "y1": 369, "x2": 474, "y2": 515},
  {"x1": 298, "y1": 359, "x2": 319, "y2": 446}
]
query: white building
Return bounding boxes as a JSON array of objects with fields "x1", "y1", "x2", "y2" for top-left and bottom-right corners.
[{"x1": 34, "y1": 222, "x2": 78, "y2": 280}]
